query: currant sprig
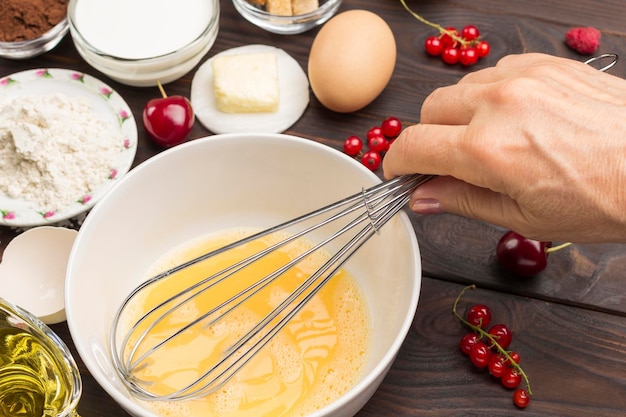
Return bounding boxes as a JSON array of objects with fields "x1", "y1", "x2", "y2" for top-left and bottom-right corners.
[
  {"x1": 342, "y1": 116, "x2": 403, "y2": 171},
  {"x1": 400, "y1": 0, "x2": 469, "y2": 47},
  {"x1": 399, "y1": 0, "x2": 491, "y2": 66},
  {"x1": 453, "y1": 285, "x2": 533, "y2": 407}
]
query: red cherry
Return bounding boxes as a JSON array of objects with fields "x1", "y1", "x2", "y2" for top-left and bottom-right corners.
[
  {"x1": 501, "y1": 367, "x2": 522, "y2": 389},
  {"x1": 496, "y1": 231, "x2": 552, "y2": 277},
  {"x1": 343, "y1": 135, "x2": 363, "y2": 156},
  {"x1": 424, "y1": 35, "x2": 444, "y2": 56},
  {"x1": 459, "y1": 47, "x2": 479, "y2": 66},
  {"x1": 466, "y1": 304, "x2": 492, "y2": 328},
  {"x1": 461, "y1": 25, "x2": 480, "y2": 41},
  {"x1": 143, "y1": 81, "x2": 194, "y2": 148},
  {"x1": 476, "y1": 40, "x2": 491, "y2": 58},
  {"x1": 469, "y1": 342, "x2": 492, "y2": 368},
  {"x1": 381, "y1": 116, "x2": 402, "y2": 138},
  {"x1": 513, "y1": 388, "x2": 531, "y2": 408},
  {"x1": 361, "y1": 150, "x2": 382, "y2": 171},
  {"x1": 460, "y1": 333, "x2": 480, "y2": 355},
  {"x1": 488, "y1": 324, "x2": 512, "y2": 349},
  {"x1": 441, "y1": 46, "x2": 460, "y2": 65}
]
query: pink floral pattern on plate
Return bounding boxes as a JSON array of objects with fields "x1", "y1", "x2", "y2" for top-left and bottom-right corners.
[{"x1": 0, "y1": 68, "x2": 138, "y2": 227}]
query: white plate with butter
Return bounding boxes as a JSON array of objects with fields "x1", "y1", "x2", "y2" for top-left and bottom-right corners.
[{"x1": 191, "y1": 44, "x2": 310, "y2": 134}]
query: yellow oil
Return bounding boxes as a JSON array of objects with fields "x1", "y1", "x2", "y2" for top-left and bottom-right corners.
[
  {"x1": 0, "y1": 327, "x2": 76, "y2": 417},
  {"x1": 125, "y1": 229, "x2": 371, "y2": 417}
]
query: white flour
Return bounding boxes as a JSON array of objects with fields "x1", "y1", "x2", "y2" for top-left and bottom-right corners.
[{"x1": 0, "y1": 93, "x2": 124, "y2": 211}]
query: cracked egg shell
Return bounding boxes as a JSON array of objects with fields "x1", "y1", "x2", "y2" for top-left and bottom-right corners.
[{"x1": 0, "y1": 226, "x2": 77, "y2": 324}]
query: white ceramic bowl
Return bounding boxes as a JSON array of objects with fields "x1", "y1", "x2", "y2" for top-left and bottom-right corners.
[
  {"x1": 232, "y1": 0, "x2": 342, "y2": 34},
  {"x1": 65, "y1": 133, "x2": 422, "y2": 417},
  {"x1": 67, "y1": 0, "x2": 219, "y2": 87}
]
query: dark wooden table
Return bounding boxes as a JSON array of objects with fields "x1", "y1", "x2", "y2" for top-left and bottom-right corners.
[{"x1": 2, "y1": 0, "x2": 626, "y2": 416}]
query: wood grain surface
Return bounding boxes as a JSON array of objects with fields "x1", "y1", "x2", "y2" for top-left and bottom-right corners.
[{"x1": 2, "y1": 0, "x2": 626, "y2": 416}]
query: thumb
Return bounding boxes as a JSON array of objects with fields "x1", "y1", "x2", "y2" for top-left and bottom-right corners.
[{"x1": 410, "y1": 176, "x2": 522, "y2": 228}]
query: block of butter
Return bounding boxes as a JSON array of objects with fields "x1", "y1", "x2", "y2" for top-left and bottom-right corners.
[{"x1": 212, "y1": 52, "x2": 280, "y2": 113}]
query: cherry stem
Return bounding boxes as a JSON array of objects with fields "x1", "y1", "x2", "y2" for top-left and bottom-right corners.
[
  {"x1": 546, "y1": 242, "x2": 572, "y2": 254},
  {"x1": 453, "y1": 285, "x2": 533, "y2": 396},
  {"x1": 399, "y1": 0, "x2": 471, "y2": 47},
  {"x1": 156, "y1": 80, "x2": 168, "y2": 99}
]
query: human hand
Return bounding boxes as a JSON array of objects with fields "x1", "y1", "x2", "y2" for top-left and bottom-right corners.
[{"x1": 383, "y1": 53, "x2": 626, "y2": 243}]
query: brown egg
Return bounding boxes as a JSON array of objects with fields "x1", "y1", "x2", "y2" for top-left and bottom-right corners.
[{"x1": 307, "y1": 9, "x2": 396, "y2": 113}]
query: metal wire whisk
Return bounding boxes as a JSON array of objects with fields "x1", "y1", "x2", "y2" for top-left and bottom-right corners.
[{"x1": 110, "y1": 173, "x2": 433, "y2": 401}]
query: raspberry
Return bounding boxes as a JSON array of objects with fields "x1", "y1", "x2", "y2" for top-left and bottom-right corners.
[{"x1": 565, "y1": 26, "x2": 601, "y2": 55}]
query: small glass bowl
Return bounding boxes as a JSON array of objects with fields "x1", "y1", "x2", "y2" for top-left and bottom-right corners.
[
  {"x1": 0, "y1": 297, "x2": 82, "y2": 416},
  {"x1": 0, "y1": 18, "x2": 69, "y2": 60},
  {"x1": 232, "y1": 0, "x2": 342, "y2": 35},
  {"x1": 67, "y1": 0, "x2": 219, "y2": 87}
]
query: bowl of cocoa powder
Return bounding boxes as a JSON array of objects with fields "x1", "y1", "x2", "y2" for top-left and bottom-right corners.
[{"x1": 0, "y1": 0, "x2": 69, "y2": 59}]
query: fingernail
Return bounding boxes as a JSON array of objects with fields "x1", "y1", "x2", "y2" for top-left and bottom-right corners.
[{"x1": 412, "y1": 198, "x2": 443, "y2": 214}]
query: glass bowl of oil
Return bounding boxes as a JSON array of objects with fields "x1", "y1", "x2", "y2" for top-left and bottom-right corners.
[{"x1": 0, "y1": 297, "x2": 82, "y2": 417}]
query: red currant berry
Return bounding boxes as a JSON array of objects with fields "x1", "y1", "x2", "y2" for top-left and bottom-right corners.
[
  {"x1": 460, "y1": 333, "x2": 480, "y2": 355},
  {"x1": 459, "y1": 47, "x2": 479, "y2": 66},
  {"x1": 466, "y1": 304, "x2": 492, "y2": 328},
  {"x1": 513, "y1": 388, "x2": 531, "y2": 408},
  {"x1": 461, "y1": 24, "x2": 480, "y2": 41},
  {"x1": 381, "y1": 116, "x2": 402, "y2": 138},
  {"x1": 476, "y1": 40, "x2": 491, "y2": 58},
  {"x1": 440, "y1": 27, "x2": 459, "y2": 47},
  {"x1": 488, "y1": 324, "x2": 513, "y2": 349},
  {"x1": 496, "y1": 231, "x2": 552, "y2": 277},
  {"x1": 425, "y1": 35, "x2": 444, "y2": 56},
  {"x1": 501, "y1": 367, "x2": 522, "y2": 389},
  {"x1": 488, "y1": 354, "x2": 507, "y2": 378},
  {"x1": 366, "y1": 126, "x2": 383, "y2": 141},
  {"x1": 361, "y1": 150, "x2": 382, "y2": 171},
  {"x1": 441, "y1": 46, "x2": 460, "y2": 65},
  {"x1": 368, "y1": 134, "x2": 389, "y2": 153},
  {"x1": 507, "y1": 351, "x2": 521, "y2": 365},
  {"x1": 343, "y1": 135, "x2": 363, "y2": 156},
  {"x1": 469, "y1": 342, "x2": 492, "y2": 368}
]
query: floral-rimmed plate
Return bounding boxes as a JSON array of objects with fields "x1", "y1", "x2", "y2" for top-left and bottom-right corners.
[{"x1": 0, "y1": 68, "x2": 137, "y2": 227}]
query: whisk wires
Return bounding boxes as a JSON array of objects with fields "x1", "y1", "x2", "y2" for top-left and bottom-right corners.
[{"x1": 110, "y1": 174, "x2": 433, "y2": 400}]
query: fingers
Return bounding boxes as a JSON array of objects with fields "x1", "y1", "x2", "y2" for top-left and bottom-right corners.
[
  {"x1": 421, "y1": 53, "x2": 624, "y2": 126},
  {"x1": 408, "y1": 176, "x2": 532, "y2": 235},
  {"x1": 472, "y1": 53, "x2": 626, "y2": 104},
  {"x1": 418, "y1": 54, "x2": 542, "y2": 126},
  {"x1": 382, "y1": 124, "x2": 471, "y2": 180},
  {"x1": 419, "y1": 84, "x2": 478, "y2": 125},
  {"x1": 407, "y1": 176, "x2": 622, "y2": 243}
]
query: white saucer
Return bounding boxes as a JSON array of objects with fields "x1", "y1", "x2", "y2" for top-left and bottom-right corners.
[{"x1": 191, "y1": 44, "x2": 310, "y2": 134}]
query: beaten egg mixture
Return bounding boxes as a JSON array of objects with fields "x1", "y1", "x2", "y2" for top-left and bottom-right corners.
[{"x1": 123, "y1": 228, "x2": 371, "y2": 417}]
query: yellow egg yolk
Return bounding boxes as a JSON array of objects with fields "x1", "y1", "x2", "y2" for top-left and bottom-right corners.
[{"x1": 122, "y1": 229, "x2": 371, "y2": 417}]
